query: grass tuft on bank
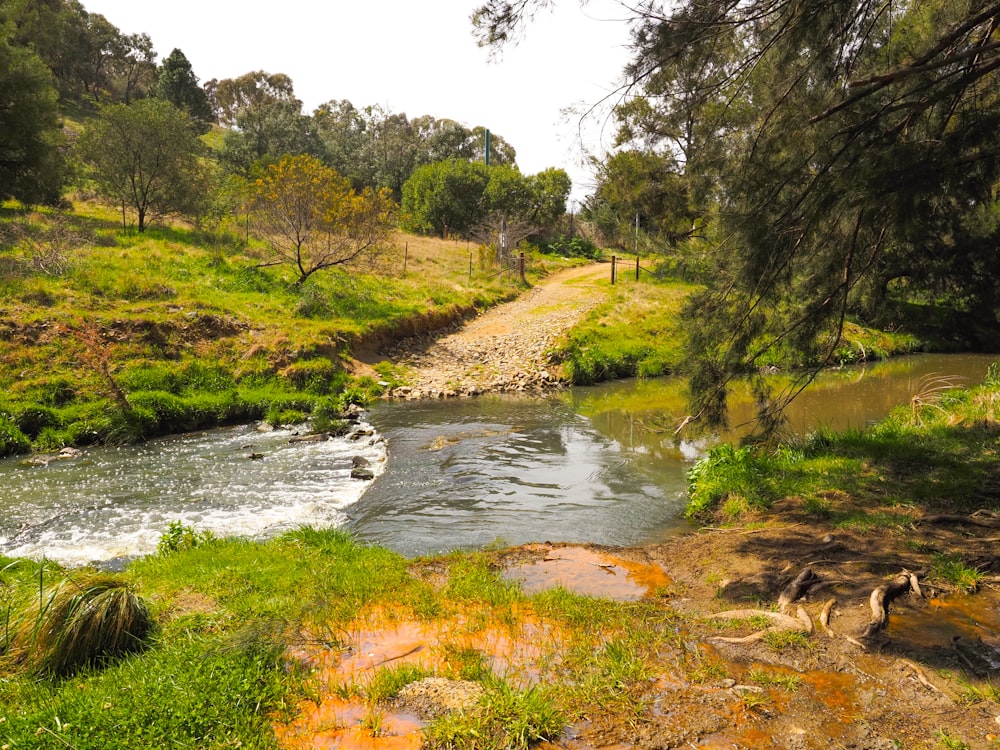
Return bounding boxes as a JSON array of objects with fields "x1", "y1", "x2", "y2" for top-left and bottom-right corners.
[{"x1": 685, "y1": 364, "x2": 1000, "y2": 525}]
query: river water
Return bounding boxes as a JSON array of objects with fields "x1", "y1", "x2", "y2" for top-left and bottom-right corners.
[{"x1": 0, "y1": 353, "x2": 995, "y2": 565}]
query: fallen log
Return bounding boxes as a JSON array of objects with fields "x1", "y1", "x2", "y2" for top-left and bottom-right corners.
[{"x1": 860, "y1": 572, "x2": 916, "y2": 640}]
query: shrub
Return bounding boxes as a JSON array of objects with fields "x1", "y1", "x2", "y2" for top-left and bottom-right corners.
[
  {"x1": 180, "y1": 361, "x2": 235, "y2": 393},
  {"x1": 118, "y1": 363, "x2": 183, "y2": 394},
  {"x1": 280, "y1": 358, "x2": 346, "y2": 394},
  {"x1": 14, "y1": 405, "x2": 61, "y2": 439},
  {"x1": 686, "y1": 443, "x2": 791, "y2": 518},
  {"x1": 0, "y1": 416, "x2": 31, "y2": 456},
  {"x1": 545, "y1": 234, "x2": 600, "y2": 260},
  {"x1": 266, "y1": 407, "x2": 308, "y2": 426},
  {"x1": 311, "y1": 396, "x2": 350, "y2": 435},
  {"x1": 157, "y1": 520, "x2": 215, "y2": 554},
  {"x1": 127, "y1": 390, "x2": 189, "y2": 434}
]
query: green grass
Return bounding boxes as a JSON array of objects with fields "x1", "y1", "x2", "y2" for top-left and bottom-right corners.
[
  {"x1": 0, "y1": 632, "x2": 294, "y2": 748},
  {"x1": 685, "y1": 370, "x2": 1000, "y2": 520},
  {"x1": 746, "y1": 668, "x2": 801, "y2": 691},
  {"x1": 929, "y1": 554, "x2": 984, "y2": 594},
  {"x1": 0, "y1": 205, "x2": 577, "y2": 452},
  {"x1": 423, "y1": 677, "x2": 564, "y2": 750},
  {"x1": 556, "y1": 275, "x2": 697, "y2": 384},
  {"x1": 366, "y1": 663, "x2": 433, "y2": 704}
]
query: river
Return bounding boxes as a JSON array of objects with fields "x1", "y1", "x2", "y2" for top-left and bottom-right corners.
[{"x1": 0, "y1": 353, "x2": 995, "y2": 565}]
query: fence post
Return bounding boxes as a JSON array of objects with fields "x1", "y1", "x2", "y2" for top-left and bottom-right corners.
[
  {"x1": 403, "y1": 242, "x2": 408, "y2": 275},
  {"x1": 636, "y1": 254, "x2": 640, "y2": 281},
  {"x1": 519, "y1": 251, "x2": 525, "y2": 283},
  {"x1": 611, "y1": 255, "x2": 616, "y2": 285}
]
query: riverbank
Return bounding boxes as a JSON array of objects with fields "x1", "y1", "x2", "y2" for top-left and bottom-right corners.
[
  {"x1": 0, "y1": 204, "x2": 583, "y2": 455},
  {"x1": 1, "y1": 368, "x2": 999, "y2": 748}
]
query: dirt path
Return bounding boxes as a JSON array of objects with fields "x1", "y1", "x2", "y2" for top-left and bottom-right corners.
[{"x1": 384, "y1": 263, "x2": 609, "y2": 399}]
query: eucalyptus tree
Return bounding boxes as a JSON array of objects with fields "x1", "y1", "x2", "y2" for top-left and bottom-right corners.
[
  {"x1": 78, "y1": 99, "x2": 209, "y2": 231},
  {"x1": 205, "y1": 70, "x2": 299, "y2": 128},
  {"x1": 312, "y1": 99, "x2": 369, "y2": 189},
  {"x1": 111, "y1": 32, "x2": 157, "y2": 104}
]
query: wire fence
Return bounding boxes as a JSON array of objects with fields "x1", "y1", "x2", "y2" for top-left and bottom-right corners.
[{"x1": 610, "y1": 254, "x2": 655, "y2": 284}]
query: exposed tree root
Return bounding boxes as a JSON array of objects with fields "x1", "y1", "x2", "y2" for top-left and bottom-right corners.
[
  {"x1": 860, "y1": 572, "x2": 917, "y2": 640},
  {"x1": 777, "y1": 567, "x2": 820, "y2": 612},
  {"x1": 919, "y1": 510, "x2": 1000, "y2": 529},
  {"x1": 898, "y1": 658, "x2": 950, "y2": 698},
  {"x1": 708, "y1": 607, "x2": 812, "y2": 644},
  {"x1": 819, "y1": 598, "x2": 837, "y2": 637}
]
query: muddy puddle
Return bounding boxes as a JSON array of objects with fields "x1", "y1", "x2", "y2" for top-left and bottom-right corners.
[
  {"x1": 277, "y1": 610, "x2": 571, "y2": 749},
  {"x1": 889, "y1": 588, "x2": 1000, "y2": 670},
  {"x1": 276, "y1": 546, "x2": 669, "y2": 749},
  {"x1": 274, "y1": 549, "x2": 1000, "y2": 749},
  {"x1": 504, "y1": 544, "x2": 671, "y2": 601}
]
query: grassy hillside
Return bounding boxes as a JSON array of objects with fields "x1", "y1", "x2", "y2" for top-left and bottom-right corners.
[{"x1": 0, "y1": 200, "x2": 573, "y2": 454}]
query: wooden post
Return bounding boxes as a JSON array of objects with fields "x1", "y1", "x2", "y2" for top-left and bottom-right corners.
[
  {"x1": 611, "y1": 255, "x2": 617, "y2": 285},
  {"x1": 519, "y1": 251, "x2": 526, "y2": 283},
  {"x1": 636, "y1": 254, "x2": 640, "y2": 281},
  {"x1": 469, "y1": 248, "x2": 473, "y2": 279},
  {"x1": 403, "y1": 242, "x2": 408, "y2": 275}
]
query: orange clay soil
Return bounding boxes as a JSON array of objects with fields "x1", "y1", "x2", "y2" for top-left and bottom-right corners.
[{"x1": 275, "y1": 507, "x2": 1000, "y2": 750}]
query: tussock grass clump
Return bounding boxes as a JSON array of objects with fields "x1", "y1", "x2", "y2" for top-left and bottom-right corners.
[
  {"x1": 424, "y1": 677, "x2": 564, "y2": 750},
  {"x1": 685, "y1": 443, "x2": 794, "y2": 519},
  {"x1": 3, "y1": 573, "x2": 153, "y2": 676},
  {"x1": 929, "y1": 553, "x2": 984, "y2": 594}
]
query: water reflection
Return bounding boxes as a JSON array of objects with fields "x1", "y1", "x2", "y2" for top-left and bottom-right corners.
[
  {"x1": 351, "y1": 397, "x2": 692, "y2": 556},
  {"x1": 356, "y1": 353, "x2": 997, "y2": 556}
]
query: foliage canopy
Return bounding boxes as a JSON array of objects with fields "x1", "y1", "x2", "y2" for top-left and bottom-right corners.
[
  {"x1": 78, "y1": 99, "x2": 210, "y2": 232},
  {"x1": 246, "y1": 154, "x2": 397, "y2": 285},
  {"x1": 477, "y1": 0, "x2": 1000, "y2": 430}
]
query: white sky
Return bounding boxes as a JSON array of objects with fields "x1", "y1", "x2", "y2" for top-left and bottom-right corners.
[{"x1": 80, "y1": 0, "x2": 635, "y2": 203}]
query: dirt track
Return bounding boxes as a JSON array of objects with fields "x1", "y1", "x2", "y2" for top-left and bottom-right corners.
[{"x1": 385, "y1": 263, "x2": 609, "y2": 399}]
